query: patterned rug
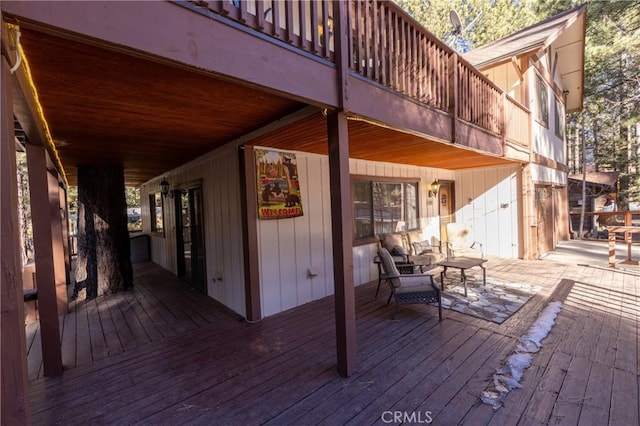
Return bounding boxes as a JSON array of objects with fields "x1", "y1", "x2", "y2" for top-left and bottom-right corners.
[{"x1": 439, "y1": 272, "x2": 541, "y2": 324}]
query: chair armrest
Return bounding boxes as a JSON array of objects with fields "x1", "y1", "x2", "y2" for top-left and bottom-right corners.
[
  {"x1": 471, "y1": 241, "x2": 484, "y2": 257},
  {"x1": 386, "y1": 273, "x2": 435, "y2": 287}
]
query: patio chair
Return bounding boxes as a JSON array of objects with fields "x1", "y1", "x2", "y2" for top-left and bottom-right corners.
[
  {"x1": 377, "y1": 248, "x2": 442, "y2": 321},
  {"x1": 445, "y1": 222, "x2": 484, "y2": 260}
]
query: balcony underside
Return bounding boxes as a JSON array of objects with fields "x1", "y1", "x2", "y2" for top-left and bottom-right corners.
[{"x1": 8, "y1": 6, "x2": 517, "y2": 187}]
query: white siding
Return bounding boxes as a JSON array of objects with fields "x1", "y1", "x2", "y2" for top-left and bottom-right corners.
[
  {"x1": 258, "y1": 153, "x2": 334, "y2": 316},
  {"x1": 529, "y1": 62, "x2": 566, "y2": 166},
  {"x1": 140, "y1": 143, "x2": 246, "y2": 317},
  {"x1": 454, "y1": 165, "x2": 521, "y2": 258},
  {"x1": 141, "y1": 144, "x2": 521, "y2": 319}
]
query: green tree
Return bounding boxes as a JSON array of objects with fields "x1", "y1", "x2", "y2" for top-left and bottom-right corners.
[{"x1": 394, "y1": 0, "x2": 537, "y2": 51}]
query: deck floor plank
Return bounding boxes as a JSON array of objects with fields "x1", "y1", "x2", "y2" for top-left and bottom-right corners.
[
  {"x1": 94, "y1": 296, "x2": 123, "y2": 356},
  {"x1": 74, "y1": 300, "x2": 93, "y2": 367},
  {"x1": 177, "y1": 302, "x2": 439, "y2": 425},
  {"x1": 577, "y1": 361, "x2": 613, "y2": 426},
  {"x1": 609, "y1": 365, "x2": 640, "y2": 426},
  {"x1": 85, "y1": 299, "x2": 109, "y2": 363},
  {"x1": 547, "y1": 355, "x2": 592, "y2": 425},
  {"x1": 516, "y1": 350, "x2": 572, "y2": 425},
  {"x1": 22, "y1": 256, "x2": 640, "y2": 425}
]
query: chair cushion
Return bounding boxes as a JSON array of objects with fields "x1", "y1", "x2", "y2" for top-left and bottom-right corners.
[
  {"x1": 412, "y1": 240, "x2": 432, "y2": 255},
  {"x1": 395, "y1": 283, "x2": 437, "y2": 294},
  {"x1": 391, "y1": 245, "x2": 408, "y2": 256},
  {"x1": 380, "y1": 234, "x2": 404, "y2": 252},
  {"x1": 377, "y1": 248, "x2": 401, "y2": 287}
]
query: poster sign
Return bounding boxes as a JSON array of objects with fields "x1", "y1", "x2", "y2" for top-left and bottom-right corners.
[{"x1": 255, "y1": 149, "x2": 303, "y2": 219}]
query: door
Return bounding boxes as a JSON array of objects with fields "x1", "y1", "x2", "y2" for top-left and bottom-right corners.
[
  {"x1": 175, "y1": 186, "x2": 206, "y2": 292},
  {"x1": 536, "y1": 184, "x2": 554, "y2": 256},
  {"x1": 438, "y1": 181, "x2": 455, "y2": 245}
]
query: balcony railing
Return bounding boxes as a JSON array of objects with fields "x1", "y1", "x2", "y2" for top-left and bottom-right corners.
[{"x1": 187, "y1": 0, "x2": 530, "y2": 148}]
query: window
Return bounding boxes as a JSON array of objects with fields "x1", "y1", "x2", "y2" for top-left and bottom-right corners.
[
  {"x1": 353, "y1": 177, "x2": 418, "y2": 240},
  {"x1": 149, "y1": 192, "x2": 164, "y2": 233},
  {"x1": 535, "y1": 74, "x2": 549, "y2": 127},
  {"x1": 554, "y1": 96, "x2": 565, "y2": 139}
]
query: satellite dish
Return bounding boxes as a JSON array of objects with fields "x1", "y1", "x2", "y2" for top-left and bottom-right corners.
[{"x1": 450, "y1": 10, "x2": 463, "y2": 35}]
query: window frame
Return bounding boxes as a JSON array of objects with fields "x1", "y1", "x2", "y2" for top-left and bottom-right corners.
[
  {"x1": 554, "y1": 95, "x2": 565, "y2": 139},
  {"x1": 351, "y1": 175, "x2": 420, "y2": 245},
  {"x1": 535, "y1": 73, "x2": 549, "y2": 128},
  {"x1": 149, "y1": 192, "x2": 165, "y2": 235}
]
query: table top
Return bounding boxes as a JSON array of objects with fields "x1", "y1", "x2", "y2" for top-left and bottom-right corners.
[
  {"x1": 607, "y1": 226, "x2": 640, "y2": 233},
  {"x1": 437, "y1": 257, "x2": 487, "y2": 268}
]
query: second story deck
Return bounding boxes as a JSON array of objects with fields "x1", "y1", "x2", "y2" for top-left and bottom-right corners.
[{"x1": 2, "y1": 0, "x2": 530, "y2": 186}]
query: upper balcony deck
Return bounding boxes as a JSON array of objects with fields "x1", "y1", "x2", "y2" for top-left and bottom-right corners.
[
  {"x1": 187, "y1": 0, "x2": 530, "y2": 155},
  {"x1": 2, "y1": 0, "x2": 530, "y2": 185}
]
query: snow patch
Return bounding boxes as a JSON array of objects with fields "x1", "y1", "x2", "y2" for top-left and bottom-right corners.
[{"x1": 481, "y1": 301, "x2": 563, "y2": 409}]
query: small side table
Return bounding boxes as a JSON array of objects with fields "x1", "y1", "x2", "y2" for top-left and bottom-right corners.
[{"x1": 437, "y1": 257, "x2": 487, "y2": 297}]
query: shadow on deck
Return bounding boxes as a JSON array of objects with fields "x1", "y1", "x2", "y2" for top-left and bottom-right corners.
[{"x1": 25, "y1": 254, "x2": 639, "y2": 425}]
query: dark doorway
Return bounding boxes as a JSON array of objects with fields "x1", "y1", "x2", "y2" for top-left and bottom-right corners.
[
  {"x1": 438, "y1": 180, "x2": 455, "y2": 243},
  {"x1": 175, "y1": 186, "x2": 206, "y2": 293}
]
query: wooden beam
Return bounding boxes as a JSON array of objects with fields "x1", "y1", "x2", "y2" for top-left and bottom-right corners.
[
  {"x1": 333, "y1": 0, "x2": 349, "y2": 111},
  {"x1": 327, "y1": 110, "x2": 357, "y2": 377},
  {"x1": 511, "y1": 56, "x2": 524, "y2": 82},
  {"x1": 26, "y1": 143, "x2": 63, "y2": 376},
  {"x1": 1, "y1": 48, "x2": 31, "y2": 426},
  {"x1": 239, "y1": 145, "x2": 261, "y2": 322},
  {"x1": 59, "y1": 184, "x2": 72, "y2": 287}
]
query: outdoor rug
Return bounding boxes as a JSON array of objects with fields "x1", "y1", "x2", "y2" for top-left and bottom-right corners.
[{"x1": 439, "y1": 272, "x2": 542, "y2": 324}]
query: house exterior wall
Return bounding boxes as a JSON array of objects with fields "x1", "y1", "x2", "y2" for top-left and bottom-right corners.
[
  {"x1": 484, "y1": 62, "x2": 523, "y2": 104},
  {"x1": 454, "y1": 166, "x2": 522, "y2": 258},
  {"x1": 142, "y1": 144, "x2": 522, "y2": 318},
  {"x1": 141, "y1": 143, "x2": 247, "y2": 317},
  {"x1": 530, "y1": 58, "x2": 566, "y2": 166}
]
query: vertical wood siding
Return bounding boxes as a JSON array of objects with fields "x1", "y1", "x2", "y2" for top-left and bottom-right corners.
[
  {"x1": 454, "y1": 165, "x2": 521, "y2": 258},
  {"x1": 142, "y1": 143, "x2": 521, "y2": 319},
  {"x1": 141, "y1": 143, "x2": 246, "y2": 317}
]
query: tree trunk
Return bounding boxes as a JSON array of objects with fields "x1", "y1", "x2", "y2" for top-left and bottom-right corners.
[{"x1": 74, "y1": 165, "x2": 133, "y2": 298}]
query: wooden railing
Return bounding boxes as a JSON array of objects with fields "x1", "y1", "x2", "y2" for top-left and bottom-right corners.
[
  {"x1": 202, "y1": 0, "x2": 335, "y2": 61},
  {"x1": 456, "y1": 57, "x2": 502, "y2": 133},
  {"x1": 570, "y1": 210, "x2": 640, "y2": 239},
  {"x1": 349, "y1": 0, "x2": 451, "y2": 111},
  {"x1": 186, "y1": 0, "x2": 530, "y2": 147}
]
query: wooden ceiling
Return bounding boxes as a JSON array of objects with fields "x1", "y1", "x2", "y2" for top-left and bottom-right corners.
[
  {"x1": 250, "y1": 113, "x2": 515, "y2": 170},
  {"x1": 15, "y1": 28, "x2": 515, "y2": 187},
  {"x1": 16, "y1": 28, "x2": 304, "y2": 186}
]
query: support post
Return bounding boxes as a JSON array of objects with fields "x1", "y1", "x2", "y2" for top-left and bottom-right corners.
[
  {"x1": 327, "y1": 0, "x2": 356, "y2": 377},
  {"x1": 26, "y1": 143, "x2": 63, "y2": 376},
  {"x1": 327, "y1": 111, "x2": 357, "y2": 377},
  {"x1": 239, "y1": 145, "x2": 261, "y2": 321},
  {"x1": 1, "y1": 51, "x2": 31, "y2": 425},
  {"x1": 59, "y1": 184, "x2": 71, "y2": 287}
]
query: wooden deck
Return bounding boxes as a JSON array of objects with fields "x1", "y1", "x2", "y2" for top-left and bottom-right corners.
[{"x1": 25, "y1": 256, "x2": 638, "y2": 425}]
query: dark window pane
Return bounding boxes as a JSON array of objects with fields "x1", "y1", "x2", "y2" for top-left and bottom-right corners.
[
  {"x1": 373, "y1": 182, "x2": 402, "y2": 235},
  {"x1": 353, "y1": 178, "x2": 420, "y2": 240},
  {"x1": 536, "y1": 75, "x2": 548, "y2": 125},
  {"x1": 150, "y1": 192, "x2": 163, "y2": 233},
  {"x1": 405, "y1": 182, "x2": 418, "y2": 230},
  {"x1": 354, "y1": 180, "x2": 373, "y2": 239}
]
